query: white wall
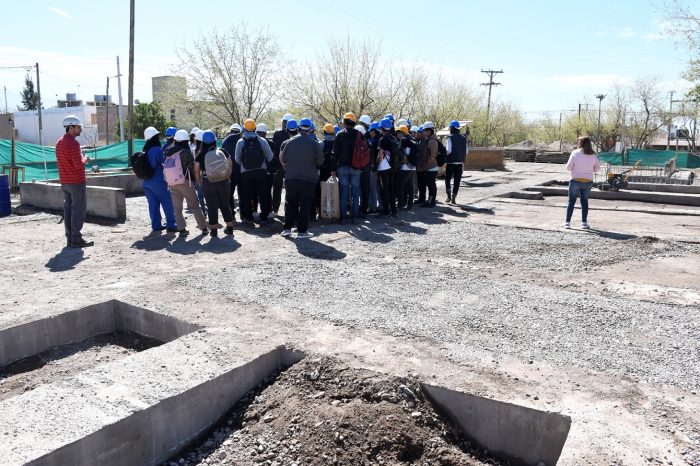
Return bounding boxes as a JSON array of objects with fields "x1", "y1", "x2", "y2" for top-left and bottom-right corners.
[{"x1": 13, "y1": 106, "x2": 97, "y2": 147}]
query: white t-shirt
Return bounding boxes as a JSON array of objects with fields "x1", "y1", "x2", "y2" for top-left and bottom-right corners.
[{"x1": 377, "y1": 149, "x2": 391, "y2": 171}]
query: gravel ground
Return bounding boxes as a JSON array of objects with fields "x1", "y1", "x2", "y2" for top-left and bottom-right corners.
[{"x1": 182, "y1": 219, "x2": 700, "y2": 392}]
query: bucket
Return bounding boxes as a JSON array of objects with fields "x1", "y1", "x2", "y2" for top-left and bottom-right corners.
[{"x1": 0, "y1": 174, "x2": 11, "y2": 217}]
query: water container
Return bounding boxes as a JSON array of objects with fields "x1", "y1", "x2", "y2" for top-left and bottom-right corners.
[{"x1": 0, "y1": 174, "x2": 10, "y2": 217}]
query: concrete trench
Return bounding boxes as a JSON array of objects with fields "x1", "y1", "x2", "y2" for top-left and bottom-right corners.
[{"x1": 0, "y1": 301, "x2": 571, "y2": 466}]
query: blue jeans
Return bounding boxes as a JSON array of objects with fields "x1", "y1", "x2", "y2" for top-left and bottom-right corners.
[
  {"x1": 143, "y1": 183, "x2": 177, "y2": 230},
  {"x1": 195, "y1": 183, "x2": 207, "y2": 218},
  {"x1": 337, "y1": 165, "x2": 361, "y2": 219},
  {"x1": 566, "y1": 180, "x2": 593, "y2": 222}
]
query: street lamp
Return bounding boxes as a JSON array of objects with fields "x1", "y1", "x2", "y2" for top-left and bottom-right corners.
[{"x1": 595, "y1": 94, "x2": 606, "y2": 149}]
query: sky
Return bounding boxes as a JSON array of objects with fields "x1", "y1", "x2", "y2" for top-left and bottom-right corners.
[{"x1": 0, "y1": 0, "x2": 695, "y2": 120}]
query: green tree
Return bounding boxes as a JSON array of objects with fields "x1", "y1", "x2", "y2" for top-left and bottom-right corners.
[
  {"x1": 18, "y1": 74, "x2": 39, "y2": 111},
  {"x1": 117, "y1": 102, "x2": 174, "y2": 142}
]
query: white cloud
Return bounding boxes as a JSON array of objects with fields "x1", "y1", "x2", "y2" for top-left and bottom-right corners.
[
  {"x1": 48, "y1": 6, "x2": 73, "y2": 20},
  {"x1": 644, "y1": 20, "x2": 672, "y2": 42}
]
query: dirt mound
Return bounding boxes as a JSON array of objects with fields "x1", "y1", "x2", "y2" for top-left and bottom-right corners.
[
  {"x1": 166, "y1": 356, "x2": 498, "y2": 465},
  {"x1": 505, "y1": 139, "x2": 535, "y2": 150}
]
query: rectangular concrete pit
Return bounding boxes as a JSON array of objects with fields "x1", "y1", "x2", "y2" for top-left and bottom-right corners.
[
  {"x1": 19, "y1": 181, "x2": 127, "y2": 221},
  {"x1": 422, "y1": 383, "x2": 571, "y2": 466},
  {"x1": 0, "y1": 300, "x2": 198, "y2": 368}
]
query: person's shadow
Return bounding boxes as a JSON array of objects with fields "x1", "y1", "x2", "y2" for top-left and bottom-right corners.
[
  {"x1": 287, "y1": 236, "x2": 347, "y2": 261},
  {"x1": 45, "y1": 247, "x2": 86, "y2": 272}
]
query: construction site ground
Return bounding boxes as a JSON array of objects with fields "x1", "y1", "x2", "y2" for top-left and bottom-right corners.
[{"x1": 1, "y1": 161, "x2": 699, "y2": 465}]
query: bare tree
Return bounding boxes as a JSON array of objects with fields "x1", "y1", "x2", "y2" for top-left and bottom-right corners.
[
  {"x1": 174, "y1": 24, "x2": 285, "y2": 126},
  {"x1": 664, "y1": 1, "x2": 700, "y2": 80}
]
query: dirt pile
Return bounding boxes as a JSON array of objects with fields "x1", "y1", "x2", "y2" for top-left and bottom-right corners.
[{"x1": 166, "y1": 356, "x2": 498, "y2": 466}]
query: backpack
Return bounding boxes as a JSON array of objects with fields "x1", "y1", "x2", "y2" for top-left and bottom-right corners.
[
  {"x1": 350, "y1": 131, "x2": 371, "y2": 170},
  {"x1": 163, "y1": 150, "x2": 188, "y2": 186},
  {"x1": 389, "y1": 136, "x2": 402, "y2": 170},
  {"x1": 204, "y1": 148, "x2": 231, "y2": 182},
  {"x1": 436, "y1": 139, "x2": 447, "y2": 167},
  {"x1": 241, "y1": 137, "x2": 264, "y2": 170},
  {"x1": 131, "y1": 151, "x2": 154, "y2": 180}
]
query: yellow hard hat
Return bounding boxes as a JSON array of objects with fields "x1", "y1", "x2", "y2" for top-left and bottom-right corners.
[
  {"x1": 323, "y1": 123, "x2": 334, "y2": 134},
  {"x1": 243, "y1": 118, "x2": 256, "y2": 131},
  {"x1": 342, "y1": 112, "x2": 356, "y2": 123},
  {"x1": 397, "y1": 124, "x2": 409, "y2": 135}
]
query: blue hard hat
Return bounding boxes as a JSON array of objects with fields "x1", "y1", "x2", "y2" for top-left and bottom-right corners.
[
  {"x1": 299, "y1": 118, "x2": 313, "y2": 130},
  {"x1": 380, "y1": 118, "x2": 392, "y2": 130},
  {"x1": 406, "y1": 118, "x2": 412, "y2": 127},
  {"x1": 202, "y1": 130, "x2": 217, "y2": 144},
  {"x1": 369, "y1": 122, "x2": 380, "y2": 131},
  {"x1": 286, "y1": 119, "x2": 298, "y2": 130},
  {"x1": 333, "y1": 125, "x2": 340, "y2": 134},
  {"x1": 418, "y1": 125, "x2": 424, "y2": 133},
  {"x1": 449, "y1": 120, "x2": 460, "y2": 129},
  {"x1": 165, "y1": 126, "x2": 177, "y2": 138},
  {"x1": 384, "y1": 113, "x2": 394, "y2": 122}
]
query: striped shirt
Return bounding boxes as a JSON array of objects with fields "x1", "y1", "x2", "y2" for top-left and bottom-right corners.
[{"x1": 56, "y1": 133, "x2": 86, "y2": 184}]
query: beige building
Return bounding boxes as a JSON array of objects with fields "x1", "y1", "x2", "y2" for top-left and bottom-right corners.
[{"x1": 152, "y1": 76, "x2": 219, "y2": 131}]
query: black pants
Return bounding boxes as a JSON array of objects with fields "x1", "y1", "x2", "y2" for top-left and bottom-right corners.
[
  {"x1": 272, "y1": 166, "x2": 285, "y2": 212},
  {"x1": 417, "y1": 171, "x2": 427, "y2": 202},
  {"x1": 418, "y1": 171, "x2": 437, "y2": 202},
  {"x1": 228, "y1": 170, "x2": 241, "y2": 217},
  {"x1": 394, "y1": 170, "x2": 414, "y2": 209},
  {"x1": 203, "y1": 179, "x2": 233, "y2": 226},
  {"x1": 445, "y1": 163, "x2": 463, "y2": 198},
  {"x1": 240, "y1": 169, "x2": 271, "y2": 221},
  {"x1": 360, "y1": 170, "x2": 371, "y2": 214},
  {"x1": 378, "y1": 170, "x2": 396, "y2": 214},
  {"x1": 284, "y1": 179, "x2": 315, "y2": 233}
]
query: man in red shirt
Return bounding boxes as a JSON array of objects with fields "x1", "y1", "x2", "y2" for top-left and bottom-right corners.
[{"x1": 56, "y1": 115, "x2": 93, "y2": 248}]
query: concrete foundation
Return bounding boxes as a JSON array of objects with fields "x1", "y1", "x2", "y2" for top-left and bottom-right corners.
[
  {"x1": 49, "y1": 170, "x2": 144, "y2": 196},
  {"x1": 528, "y1": 184, "x2": 700, "y2": 207},
  {"x1": 19, "y1": 181, "x2": 126, "y2": 221},
  {"x1": 422, "y1": 384, "x2": 571, "y2": 466}
]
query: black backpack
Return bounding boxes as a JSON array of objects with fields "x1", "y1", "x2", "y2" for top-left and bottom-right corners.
[
  {"x1": 436, "y1": 139, "x2": 447, "y2": 167},
  {"x1": 131, "y1": 151, "x2": 155, "y2": 179},
  {"x1": 241, "y1": 137, "x2": 264, "y2": 170}
]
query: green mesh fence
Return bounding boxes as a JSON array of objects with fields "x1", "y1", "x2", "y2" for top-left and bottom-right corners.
[{"x1": 597, "y1": 149, "x2": 700, "y2": 169}]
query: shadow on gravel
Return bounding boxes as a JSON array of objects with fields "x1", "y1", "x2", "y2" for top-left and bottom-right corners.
[
  {"x1": 201, "y1": 236, "x2": 241, "y2": 254},
  {"x1": 45, "y1": 247, "x2": 86, "y2": 272},
  {"x1": 584, "y1": 228, "x2": 638, "y2": 240},
  {"x1": 130, "y1": 233, "x2": 174, "y2": 252},
  {"x1": 291, "y1": 237, "x2": 346, "y2": 260}
]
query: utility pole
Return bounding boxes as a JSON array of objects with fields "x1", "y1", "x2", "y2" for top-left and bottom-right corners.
[
  {"x1": 105, "y1": 76, "x2": 110, "y2": 146},
  {"x1": 116, "y1": 56, "x2": 124, "y2": 142},
  {"x1": 667, "y1": 90, "x2": 675, "y2": 150},
  {"x1": 3, "y1": 86, "x2": 7, "y2": 113},
  {"x1": 127, "y1": 0, "x2": 135, "y2": 163},
  {"x1": 481, "y1": 69, "x2": 503, "y2": 121},
  {"x1": 36, "y1": 62, "x2": 48, "y2": 180},
  {"x1": 595, "y1": 94, "x2": 606, "y2": 149}
]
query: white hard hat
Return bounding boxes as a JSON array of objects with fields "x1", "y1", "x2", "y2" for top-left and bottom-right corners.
[
  {"x1": 195, "y1": 129, "x2": 204, "y2": 141},
  {"x1": 189, "y1": 127, "x2": 200, "y2": 135},
  {"x1": 355, "y1": 125, "x2": 366, "y2": 135},
  {"x1": 174, "y1": 129, "x2": 189, "y2": 142},
  {"x1": 256, "y1": 123, "x2": 268, "y2": 133},
  {"x1": 359, "y1": 115, "x2": 371, "y2": 126},
  {"x1": 229, "y1": 123, "x2": 242, "y2": 133},
  {"x1": 410, "y1": 125, "x2": 419, "y2": 133},
  {"x1": 422, "y1": 121, "x2": 435, "y2": 130},
  {"x1": 282, "y1": 113, "x2": 293, "y2": 122},
  {"x1": 144, "y1": 126, "x2": 159, "y2": 140},
  {"x1": 396, "y1": 118, "x2": 408, "y2": 128},
  {"x1": 62, "y1": 115, "x2": 82, "y2": 127}
]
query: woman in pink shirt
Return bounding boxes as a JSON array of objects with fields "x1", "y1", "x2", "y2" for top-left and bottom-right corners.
[{"x1": 564, "y1": 136, "x2": 600, "y2": 229}]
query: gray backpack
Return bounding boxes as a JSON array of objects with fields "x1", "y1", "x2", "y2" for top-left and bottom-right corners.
[{"x1": 204, "y1": 148, "x2": 230, "y2": 182}]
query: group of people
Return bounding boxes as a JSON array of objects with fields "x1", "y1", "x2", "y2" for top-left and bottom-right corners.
[{"x1": 137, "y1": 112, "x2": 470, "y2": 238}]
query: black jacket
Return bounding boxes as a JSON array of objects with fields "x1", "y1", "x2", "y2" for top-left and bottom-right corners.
[
  {"x1": 332, "y1": 126, "x2": 359, "y2": 170},
  {"x1": 221, "y1": 133, "x2": 242, "y2": 175}
]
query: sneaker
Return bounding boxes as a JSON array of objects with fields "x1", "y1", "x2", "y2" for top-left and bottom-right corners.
[
  {"x1": 280, "y1": 229, "x2": 292, "y2": 237},
  {"x1": 71, "y1": 238, "x2": 94, "y2": 248},
  {"x1": 445, "y1": 196, "x2": 451, "y2": 203},
  {"x1": 166, "y1": 227, "x2": 179, "y2": 233},
  {"x1": 210, "y1": 229, "x2": 218, "y2": 237},
  {"x1": 224, "y1": 226, "x2": 234, "y2": 235},
  {"x1": 563, "y1": 222, "x2": 571, "y2": 229},
  {"x1": 200, "y1": 228, "x2": 208, "y2": 235},
  {"x1": 242, "y1": 217, "x2": 254, "y2": 224},
  {"x1": 179, "y1": 229, "x2": 189, "y2": 237},
  {"x1": 297, "y1": 231, "x2": 314, "y2": 239},
  {"x1": 153, "y1": 225, "x2": 166, "y2": 232},
  {"x1": 581, "y1": 222, "x2": 590, "y2": 229}
]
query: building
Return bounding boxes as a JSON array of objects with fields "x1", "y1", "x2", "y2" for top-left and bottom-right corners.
[
  {"x1": 12, "y1": 105, "x2": 98, "y2": 147},
  {"x1": 152, "y1": 75, "x2": 219, "y2": 131}
]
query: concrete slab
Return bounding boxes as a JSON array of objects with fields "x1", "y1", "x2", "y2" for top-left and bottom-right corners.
[
  {"x1": 527, "y1": 185, "x2": 700, "y2": 207},
  {"x1": 19, "y1": 182, "x2": 126, "y2": 221},
  {"x1": 48, "y1": 171, "x2": 144, "y2": 196},
  {"x1": 423, "y1": 383, "x2": 571, "y2": 466}
]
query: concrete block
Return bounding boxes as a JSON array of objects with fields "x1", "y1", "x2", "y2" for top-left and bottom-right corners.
[
  {"x1": 527, "y1": 185, "x2": 700, "y2": 207},
  {"x1": 422, "y1": 383, "x2": 571, "y2": 466},
  {"x1": 466, "y1": 149, "x2": 506, "y2": 170},
  {"x1": 49, "y1": 171, "x2": 144, "y2": 196},
  {"x1": 19, "y1": 181, "x2": 126, "y2": 221}
]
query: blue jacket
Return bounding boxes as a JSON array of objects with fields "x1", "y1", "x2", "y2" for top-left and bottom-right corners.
[{"x1": 143, "y1": 145, "x2": 168, "y2": 189}]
